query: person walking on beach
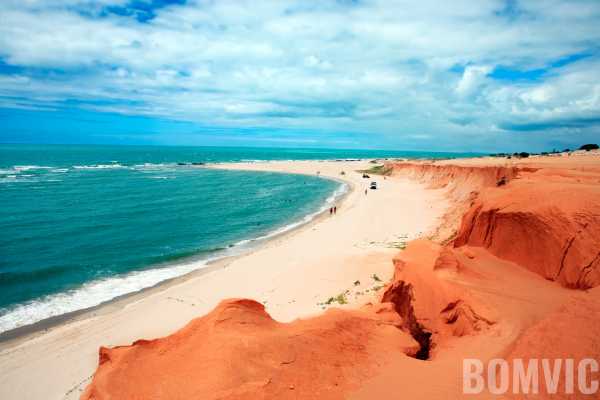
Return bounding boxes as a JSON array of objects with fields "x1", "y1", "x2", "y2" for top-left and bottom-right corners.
[
  {"x1": 329, "y1": 207, "x2": 333, "y2": 215},
  {"x1": 334, "y1": 206, "x2": 337, "y2": 214}
]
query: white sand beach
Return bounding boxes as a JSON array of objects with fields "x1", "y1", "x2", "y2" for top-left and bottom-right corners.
[{"x1": 0, "y1": 160, "x2": 448, "y2": 400}]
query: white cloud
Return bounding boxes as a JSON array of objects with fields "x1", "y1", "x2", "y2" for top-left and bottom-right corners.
[
  {"x1": 0, "y1": 0, "x2": 599, "y2": 151},
  {"x1": 455, "y1": 65, "x2": 492, "y2": 97},
  {"x1": 488, "y1": 58, "x2": 600, "y2": 125}
]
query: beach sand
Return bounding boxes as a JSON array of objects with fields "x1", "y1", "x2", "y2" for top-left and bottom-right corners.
[{"x1": 0, "y1": 160, "x2": 448, "y2": 400}]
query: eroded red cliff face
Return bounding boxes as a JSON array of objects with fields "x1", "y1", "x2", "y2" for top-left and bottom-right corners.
[
  {"x1": 81, "y1": 299, "x2": 419, "y2": 400},
  {"x1": 391, "y1": 160, "x2": 600, "y2": 289},
  {"x1": 381, "y1": 240, "x2": 494, "y2": 359},
  {"x1": 454, "y1": 178, "x2": 600, "y2": 288},
  {"x1": 390, "y1": 162, "x2": 523, "y2": 243},
  {"x1": 391, "y1": 162, "x2": 521, "y2": 192}
]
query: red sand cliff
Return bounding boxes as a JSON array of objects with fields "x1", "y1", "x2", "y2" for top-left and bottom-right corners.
[
  {"x1": 82, "y1": 155, "x2": 600, "y2": 399},
  {"x1": 453, "y1": 169, "x2": 600, "y2": 288},
  {"x1": 390, "y1": 157, "x2": 600, "y2": 288},
  {"x1": 82, "y1": 299, "x2": 419, "y2": 399}
]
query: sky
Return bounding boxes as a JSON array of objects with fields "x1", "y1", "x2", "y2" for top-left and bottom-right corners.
[{"x1": 1, "y1": 0, "x2": 599, "y2": 152}]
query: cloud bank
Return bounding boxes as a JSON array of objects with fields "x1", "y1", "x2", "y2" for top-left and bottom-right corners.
[{"x1": 0, "y1": 0, "x2": 599, "y2": 151}]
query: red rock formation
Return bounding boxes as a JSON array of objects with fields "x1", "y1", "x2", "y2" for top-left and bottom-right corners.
[
  {"x1": 392, "y1": 160, "x2": 600, "y2": 289},
  {"x1": 381, "y1": 240, "x2": 493, "y2": 359},
  {"x1": 391, "y1": 162, "x2": 521, "y2": 192},
  {"x1": 452, "y1": 168, "x2": 600, "y2": 289},
  {"x1": 390, "y1": 162, "x2": 522, "y2": 243},
  {"x1": 81, "y1": 299, "x2": 418, "y2": 400}
]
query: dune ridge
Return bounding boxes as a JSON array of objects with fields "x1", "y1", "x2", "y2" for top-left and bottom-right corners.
[
  {"x1": 82, "y1": 155, "x2": 600, "y2": 399},
  {"x1": 83, "y1": 299, "x2": 418, "y2": 399}
]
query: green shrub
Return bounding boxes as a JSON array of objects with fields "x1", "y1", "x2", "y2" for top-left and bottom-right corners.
[{"x1": 579, "y1": 143, "x2": 599, "y2": 151}]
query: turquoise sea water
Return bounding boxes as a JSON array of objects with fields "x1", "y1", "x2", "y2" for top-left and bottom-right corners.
[{"x1": 0, "y1": 144, "x2": 483, "y2": 333}]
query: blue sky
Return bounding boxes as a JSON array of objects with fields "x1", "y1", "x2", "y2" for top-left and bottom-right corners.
[{"x1": 1, "y1": 0, "x2": 599, "y2": 152}]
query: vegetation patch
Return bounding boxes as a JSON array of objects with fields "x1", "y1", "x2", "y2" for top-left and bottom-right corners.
[
  {"x1": 388, "y1": 240, "x2": 407, "y2": 249},
  {"x1": 358, "y1": 164, "x2": 393, "y2": 176},
  {"x1": 580, "y1": 143, "x2": 599, "y2": 151},
  {"x1": 319, "y1": 290, "x2": 350, "y2": 306}
]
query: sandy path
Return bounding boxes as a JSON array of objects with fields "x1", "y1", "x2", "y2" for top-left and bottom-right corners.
[{"x1": 0, "y1": 160, "x2": 448, "y2": 400}]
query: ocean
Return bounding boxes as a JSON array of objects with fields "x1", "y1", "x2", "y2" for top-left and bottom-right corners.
[{"x1": 0, "y1": 144, "x2": 482, "y2": 333}]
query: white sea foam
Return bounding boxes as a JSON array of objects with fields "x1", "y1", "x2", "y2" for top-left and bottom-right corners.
[
  {"x1": 0, "y1": 166, "x2": 69, "y2": 183},
  {"x1": 0, "y1": 257, "x2": 220, "y2": 334},
  {"x1": 325, "y1": 182, "x2": 348, "y2": 204},
  {"x1": 73, "y1": 164, "x2": 127, "y2": 170},
  {"x1": 0, "y1": 175, "x2": 19, "y2": 183},
  {"x1": 13, "y1": 165, "x2": 52, "y2": 171},
  {"x1": 133, "y1": 163, "x2": 167, "y2": 168},
  {"x1": 0, "y1": 174, "x2": 40, "y2": 184},
  {"x1": 133, "y1": 163, "x2": 179, "y2": 172}
]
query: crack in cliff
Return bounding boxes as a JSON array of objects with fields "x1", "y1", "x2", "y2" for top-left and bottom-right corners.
[
  {"x1": 440, "y1": 299, "x2": 494, "y2": 336},
  {"x1": 382, "y1": 281, "x2": 432, "y2": 360},
  {"x1": 577, "y1": 250, "x2": 600, "y2": 289},
  {"x1": 554, "y1": 222, "x2": 589, "y2": 282},
  {"x1": 483, "y1": 210, "x2": 499, "y2": 247},
  {"x1": 553, "y1": 235, "x2": 575, "y2": 281},
  {"x1": 454, "y1": 204, "x2": 482, "y2": 247}
]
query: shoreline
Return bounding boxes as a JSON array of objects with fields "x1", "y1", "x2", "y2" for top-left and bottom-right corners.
[
  {"x1": 0, "y1": 166, "x2": 353, "y2": 346},
  {"x1": 0, "y1": 159, "x2": 448, "y2": 400}
]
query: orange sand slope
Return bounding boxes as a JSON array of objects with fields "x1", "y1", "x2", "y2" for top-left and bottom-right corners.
[
  {"x1": 82, "y1": 154, "x2": 600, "y2": 399},
  {"x1": 83, "y1": 299, "x2": 418, "y2": 399}
]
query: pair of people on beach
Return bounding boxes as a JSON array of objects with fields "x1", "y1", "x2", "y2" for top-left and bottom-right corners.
[{"x1": 329, "y1": 206, "x2": 337, "y2": 215}]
